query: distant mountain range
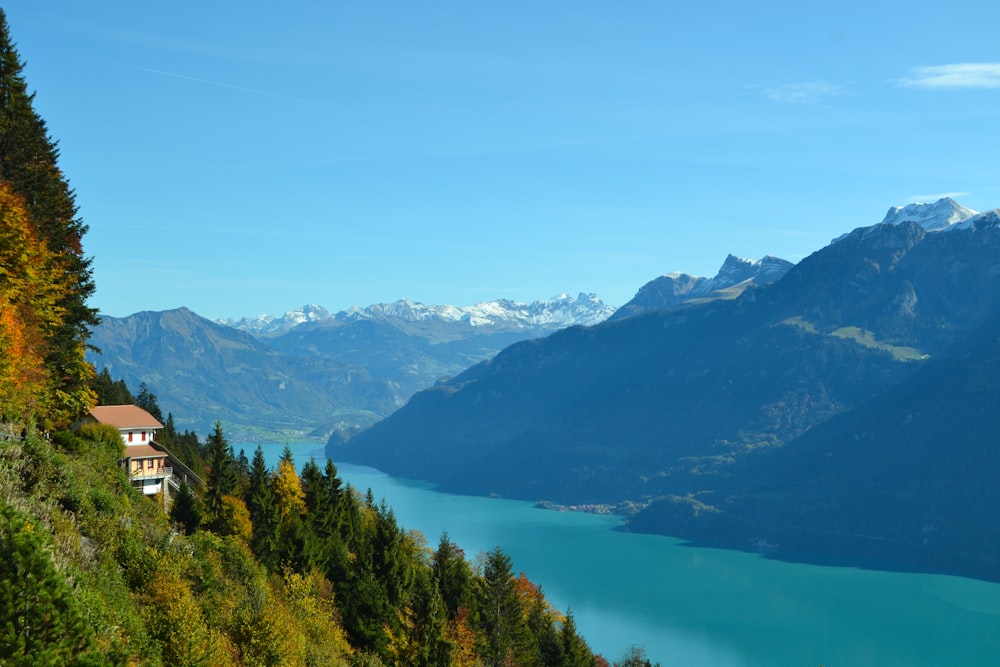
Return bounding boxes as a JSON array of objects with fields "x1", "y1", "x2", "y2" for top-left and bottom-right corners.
[
  {"x1": 87, "y1": 293, "x2": 616, "y2": 439},
  {"x1": 219, "y1": 293, "x2": 615, "y2": 337},
  {"x1": 332, "y1": 197, "x2": 1000, "y2": 581}
]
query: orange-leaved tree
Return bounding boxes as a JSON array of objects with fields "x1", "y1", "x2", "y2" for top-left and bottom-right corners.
[{"x1": 0, "y1": 183, "x2": 74, "y2": 421}]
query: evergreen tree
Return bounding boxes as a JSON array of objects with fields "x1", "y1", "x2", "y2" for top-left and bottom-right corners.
[
  {"x1": 407, "y1": 569, "x2": 453, "y2": 667},
  {"x1": 559, "y1": 610, "x2": 594, "y2": 667},
  {"x1": 203, "y1": 421, "x2": 238, "y2": 527},
  {"x1": 168, "y1": 480, "x2": 202, "y2": 535},
  {"x1": 245, "y1": 446, "x2": 280, "y2": 570},
  {"x1": 0, "y1": 504, "x2": 102, "y2": 665},
  {"x1": 433, "y1": 532, "x2": 475, "y2": 620},
  {"x1": 477, "y1": 546, "x2": 535, "y2": 667},
  {"x1": 91, "y1": 368, "x2": 134, "y2": 406},
  {"x1": 0, "y1": 10, "x2": 98, "y2": 426},
  {"x1": 134, "y1": 382, "x2": 163, "y2": 422},
  {"x1": 300, "y1": 458, "x2": 336, "y2": 572},
  {"x1": 526, "y1": 591, "x2": 564, "y2": 667}
]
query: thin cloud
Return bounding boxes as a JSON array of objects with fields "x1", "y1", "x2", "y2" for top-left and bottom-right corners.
[
  {"x1": 898, "y1": 63, "x2": 1000, "y2": 89},
  {"x1": 760, "y1": 81, "x2": 846, "y2": 104},
  {"x1": 138, "y1": 67, "x2": 316, "y2": 105}
]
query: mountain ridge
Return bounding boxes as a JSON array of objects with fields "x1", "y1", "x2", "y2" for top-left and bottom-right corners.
[
  {"x1": 609, "y1": 253, "x2": 794, "y2": 321},
  {"x1": 331, "y1": 199, "x2": 1000, "y2": 581},
  {"x1": 220, "y1": 293, "x2": 615, "y2": 337}
]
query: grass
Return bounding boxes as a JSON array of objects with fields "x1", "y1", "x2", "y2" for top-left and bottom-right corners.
[{"x1": 778, "y1": 317, "x2": 928, "y2": 362}]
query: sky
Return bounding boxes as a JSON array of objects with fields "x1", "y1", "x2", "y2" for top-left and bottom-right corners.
[{"x1": 6, "y1": 1, "x2": 1000, "y2": 320}]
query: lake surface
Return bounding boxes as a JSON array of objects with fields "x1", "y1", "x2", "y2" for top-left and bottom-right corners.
[{"x1": 249, "y1": 441, "x2": 1000, "y2": 666}]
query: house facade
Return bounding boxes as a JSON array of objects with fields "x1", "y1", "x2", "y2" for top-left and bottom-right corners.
[{"x1": 81, "y1": 405, "x2": 200, "y2": 502}]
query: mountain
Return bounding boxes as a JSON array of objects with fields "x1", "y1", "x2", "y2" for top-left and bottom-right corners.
[
  {"x1": 87, "y1": 308, "x2": 405, "y2": 439},
  {"x1": 222, "y1": 293, "x2": 614, "y2": 337},
  {"x1": 88, "y1": 294, "x2": 614, "y2": 440},
  {"x1": 219, "y1": 304, "x2": 333, "y2": 336},
  {"x1": 832, "y1": 196, "x2": 978, "y2": 243},
  {"x1": 881, "y1": 196, "x2": 978, "y2": 231},
  {"x1": 609, "y1": 254, "x2": 793, "y2": 321},
  {"x1": 239, "y1": 293, "x2": 616, "y2": 401},
  {"x1": 332, "y1": 200, "x2": 1000, "y2": 579},
  {"x1": 628, "y1": 309, "x2": 1000, "y2": 581}
]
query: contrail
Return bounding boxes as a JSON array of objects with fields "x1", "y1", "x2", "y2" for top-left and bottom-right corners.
[{"x1": 138, "y1": 67, "x2": 312, "y2": 105}]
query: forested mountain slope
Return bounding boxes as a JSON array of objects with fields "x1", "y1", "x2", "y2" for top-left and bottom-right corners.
[{"x1": 335, "y1": 212, "x2": 1000, "y2": 579}]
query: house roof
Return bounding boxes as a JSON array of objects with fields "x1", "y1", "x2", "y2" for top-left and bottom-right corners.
[
  {"x1": 89, "y1": 405, "x2": 164, "y2": 430},
  {"x1": 123, "y1": 444, "x2": 164, "y2": 458}
]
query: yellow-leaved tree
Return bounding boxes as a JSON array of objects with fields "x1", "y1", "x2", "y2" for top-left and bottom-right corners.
[{"x1": 0, "y1": 183, "x2": 74, "y2": 421}]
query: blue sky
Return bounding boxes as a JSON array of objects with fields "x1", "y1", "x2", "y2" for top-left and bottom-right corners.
[{"x1": 7, "y1": 1, "x2": 1000, "y2": 320}]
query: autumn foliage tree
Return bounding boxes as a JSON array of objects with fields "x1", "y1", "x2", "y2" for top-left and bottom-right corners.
[
  {"x1": 0, "y1": 9, "x2": 97, "y2": 427},
  {"x1": 0, "y1": 182, "x2": 73, "y2": 421}
]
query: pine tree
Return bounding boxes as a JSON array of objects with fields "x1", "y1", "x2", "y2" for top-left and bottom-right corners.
[
  {"x1": 204, "y1": 421, "x2": 238, "y2": 528},
  {"x1": 91, "y1": 368, "x2": 134, "y2": 406},
  {"x1": 477, "y1": 546, "x2": 536, "y2": 667},
  {"x1": 134, "y1": 382, "x2": 163, "y2": 422},
  {"x1": 0, "y1": 10, "x2": 98, "y2": 426},
  {"x1": 246, "y1": 445, "x2": 281, "y2": 570},
  {"x1": 168, "y1": 480, "x2": 202, "y2": 535},
  {"x1": 559, "y1": 610, "x2": 594, "y2": 667},
  {"x1": 0, "y1": 504, "x2": 101, "y2": 665},
  {"x1": 433, "y1": 532, "x2": 475, "y2": 620}
]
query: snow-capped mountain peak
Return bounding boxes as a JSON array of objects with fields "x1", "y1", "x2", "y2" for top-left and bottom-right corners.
[
  {"x1": 833, "y1": 197, "x2": 980, "y2": 245},
  {"x1": 340, "y1": 294, "x2": 615, "y2": 329},
  {"x1": 880, "y1": 197, "x2": 978, "y2": 231},
  {"x1": 221, "y1": 294, "x2": 616, "y2": 336}
]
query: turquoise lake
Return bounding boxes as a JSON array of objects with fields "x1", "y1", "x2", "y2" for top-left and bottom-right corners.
[{"x1": 252, "y1": 441, "x2": 1000, "y2": 666}]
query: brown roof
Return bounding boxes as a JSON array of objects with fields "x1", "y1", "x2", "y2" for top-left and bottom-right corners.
[
  {"x1": 123, "y1": 444, "x2": 165, "y2": 458},
  {"x1": 89, "y1": 405, "x2": 164, "y2": 430}
]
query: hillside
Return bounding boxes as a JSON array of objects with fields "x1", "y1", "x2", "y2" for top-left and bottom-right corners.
[
  {"x1": 628, "y1": 309, "x2": 1000, "y2": 581},
  {"x1": 1, "y1": 420, "x2": 617, "y2": 665},
  {"x1": 333, "y1": 205, "x2": 1000, "y2": 580}
]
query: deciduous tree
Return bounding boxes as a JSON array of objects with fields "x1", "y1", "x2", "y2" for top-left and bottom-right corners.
[{"x1": 0, "y1": 10, "x2": 98, "y2": 426}]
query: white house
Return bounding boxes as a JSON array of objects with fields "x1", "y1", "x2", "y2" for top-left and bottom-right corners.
[{"x1": 83, "y1": 405, "x2": 171, "y2": 498}]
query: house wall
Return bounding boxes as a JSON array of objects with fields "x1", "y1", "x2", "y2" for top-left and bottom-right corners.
[{"x1": 120, "y1": 428, "x2": 157, "y2": 445}]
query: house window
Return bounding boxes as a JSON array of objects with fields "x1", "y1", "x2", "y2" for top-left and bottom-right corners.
[
  {"x1": 141, "y1": 431, "x2": 146, "y2": 441},
  {"x1": 147, "y1": 459, "x2": 153, "y2": 469},
  {"x1": 128, "y1": 431, "x2": 133, "y2": 443}
]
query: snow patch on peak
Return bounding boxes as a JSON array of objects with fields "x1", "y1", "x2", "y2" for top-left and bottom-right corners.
[
  {"x1": 339, "y1": 294, "x2": 615, "y2": 329},
  {"x1": 881, "y1": 198, "x2": 978, "y2": 231},
  {"x1": 223, "y1": 294, "x2": 616, "y2": 335},
  {"x1": 833, "y1": 198, "x2": 980, "y2": 245},
  {"x1": 951, "y1": 208, "x2": 1000, "y2": 232}
]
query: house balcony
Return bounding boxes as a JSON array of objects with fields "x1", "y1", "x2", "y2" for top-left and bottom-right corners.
[{"x1": 129, "y1": 467, "x2": 173, "y2": 481}]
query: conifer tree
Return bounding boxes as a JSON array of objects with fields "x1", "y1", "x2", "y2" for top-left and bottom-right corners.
[
  {"x1": 0, "y1": 10, "x2": 98, "y2": 425},
  {"x1": 433, "y1": 532, "x2": 475, "y2": 620},
  {"x1": 477, "y1": 546, "x2": 536, "y2": 667},
  {"x1": 168, "y1": 481, "x2": 202, "y2": 535},
  {"x1": 134, "y1": 382, "x2": 163, "y2": 422},
  {"x1": 559, "y1": 610, "x2": 595, "y2": 667},
  {"x1": 0, "y1": 504, "x2": 102, "y2": 665},
  {"x1": 246, "y1": 445, "x2": 281, "y2": 570},
  {"x1": 91, "y1": 368, "x2": 134, "y2": 406},
  {"x1": 204, "y1": 421, "x2": 238, "y2": 528}
]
